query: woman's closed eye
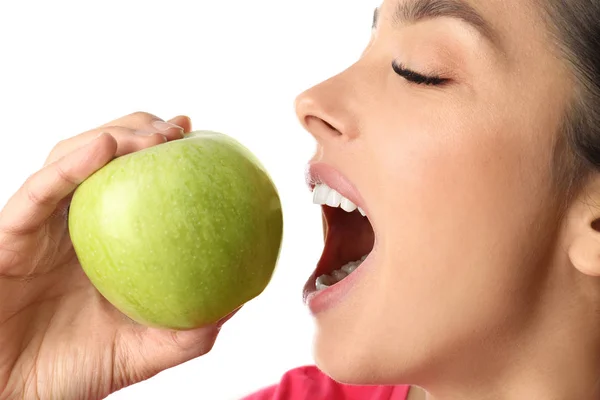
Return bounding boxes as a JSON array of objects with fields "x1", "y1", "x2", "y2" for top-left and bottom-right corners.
[{"x1": 392, "y1": 60, "x2": 449, "y2": 86}]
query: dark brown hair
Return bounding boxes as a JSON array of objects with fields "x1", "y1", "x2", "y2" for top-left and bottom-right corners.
[{"x1": 541, "y1": 1, "x2": 600, "y2": 200}]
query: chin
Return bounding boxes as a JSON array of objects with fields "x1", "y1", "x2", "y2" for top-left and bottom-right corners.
[
  {"x1": 312, "y1": 330, "x2": 415, "y2": 386},
  {"x1": 313, "y1": 354, "x2": 375, "y2": 385}
]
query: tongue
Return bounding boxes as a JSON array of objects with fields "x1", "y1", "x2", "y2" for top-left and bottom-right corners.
[{"x1": 315, "y1": 207, "x2": 375, "y2": 277}]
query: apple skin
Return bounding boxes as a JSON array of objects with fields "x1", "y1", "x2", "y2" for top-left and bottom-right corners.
[{"x1": 68, "y1": 131, "x2": 283, "y2": 329}]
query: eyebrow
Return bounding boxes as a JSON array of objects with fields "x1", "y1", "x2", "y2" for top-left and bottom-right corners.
[{"x1": 381, "y1": 0, "x2": 502, "y2": 50}]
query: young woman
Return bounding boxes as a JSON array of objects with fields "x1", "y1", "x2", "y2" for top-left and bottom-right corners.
[{"x1": 2, "y1": 0, "x2": 600, "y2": 399}]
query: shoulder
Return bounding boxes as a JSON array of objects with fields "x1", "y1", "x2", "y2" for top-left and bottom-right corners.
[{"x1": 241, "y1": 365, "x2": 410, "y2": 400}]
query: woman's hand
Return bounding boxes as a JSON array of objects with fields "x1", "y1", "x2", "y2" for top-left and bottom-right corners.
[{"x1": 0, "y1": 112, "x2": 222, "y2": 400}]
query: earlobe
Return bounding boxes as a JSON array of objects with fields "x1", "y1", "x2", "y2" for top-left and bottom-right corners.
[
  {"x1": 568, "y1": 231, "x2": 600, "y2": 277},
  {"x1": 566, "y1": 178, "x2": 600, "y2": 277}
]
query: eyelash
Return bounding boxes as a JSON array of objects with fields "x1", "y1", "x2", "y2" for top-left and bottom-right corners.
[
  {"x1": 372, "y1": 8, "x2": 449, "y2": 87},
  {"x1": 392, "y1": 60, "x2": 449, "y2": 86}
]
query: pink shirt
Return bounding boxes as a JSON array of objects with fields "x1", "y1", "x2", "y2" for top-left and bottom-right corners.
[{"x1": 242, "y1": 365, "x2": 410, "y2": 400}]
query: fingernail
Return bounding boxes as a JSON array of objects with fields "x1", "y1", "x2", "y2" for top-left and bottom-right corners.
[
  {"x1": 133, "y1": 131, "x2": 167, "y2": 142},
  {"x1": 152, "y1": 120, "x2": 183, "y2": 132}
]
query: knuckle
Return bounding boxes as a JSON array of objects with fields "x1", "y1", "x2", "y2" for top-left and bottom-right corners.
[
  {"x1": 48, "y1": 139, "x2": 68, "y2": 156},
  {"x1": 128, "y1": 111, "x2": 159, "y2": 123},
  {"x1": 54, "y1": 163, "x2": 79, "y2": 186},
  {"x1": 24, "y1": 179, "x2": 48, "y2": 207},
  {"x1": 195, "y1": 331, "x2": 219, "y2": 355},
  {"x1": 170, "y1": 328, "x2": 219, "y2": 354},
  {"x1": 197, "y1": 339, "x2": 217, "y2": 355},
  {"x1": 22, "y1": 163, "x2": 76, "y2": 208},
  {"x1": 101, "y1": 125, "x2": 129, "y2": 135},
  {"x1": 52, "y1": 138, "x2": 67, "y2": 150}
]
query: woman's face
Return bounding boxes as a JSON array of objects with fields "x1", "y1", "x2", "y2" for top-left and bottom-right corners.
[{"x1": 295, "y1": 0, "x2": 573, "y2": 385}]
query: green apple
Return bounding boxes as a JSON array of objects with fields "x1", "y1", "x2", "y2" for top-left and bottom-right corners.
[{"x1": 68, "y1": 131, "x2": 283, "y2": 329}]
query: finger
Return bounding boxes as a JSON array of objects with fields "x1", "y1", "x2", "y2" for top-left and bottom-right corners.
[
  {"x1": 43, "y1": 112, "x2": 188, "y2": 165},
  {"x1": 0, "y1": 133, "x2": 117, "y2": 235},
  {"x1": 125, "y1": 325, "x2": 220, "y2": 382},
  {"x1": 98, "y1": 111, "x2": 185, "y2": 141},
  {"x1": 44, "y1": 126, "x2": 167, "y2": 166},
  {"x1": 167, "y1": 115, "x2": 193, "y2": 133},
  {"x1": 119, "y1": 308, "x2": 240, "y2": 384},
  {"x1": 98, "y1": 111, "x2": 162, "y2": 129}
]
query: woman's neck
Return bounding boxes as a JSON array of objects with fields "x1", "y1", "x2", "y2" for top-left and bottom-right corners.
[{"x1": 411, "y1": 260, "x2": 600, "y2": 400}]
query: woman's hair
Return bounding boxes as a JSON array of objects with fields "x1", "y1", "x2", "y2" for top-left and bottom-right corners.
[{"x1": 541, "y1": 1, "x2": 600, "y2": 201}]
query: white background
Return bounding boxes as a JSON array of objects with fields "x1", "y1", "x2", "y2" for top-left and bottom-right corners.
[{"x1": 0, "y1": 1, "x2": 379, "y2": 399}]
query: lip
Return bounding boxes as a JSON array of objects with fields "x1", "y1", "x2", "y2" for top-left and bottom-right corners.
[
  {"x1": 303, "y1": 162, "x2": 376, "y2": 314},
  {"x1": 305, "y1": 162, "x2": 370, "y2": 216},
  {"x1": 303, "y1": 252, "x2": 375, "y2": 314}
]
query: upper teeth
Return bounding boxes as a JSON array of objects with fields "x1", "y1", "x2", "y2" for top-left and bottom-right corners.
[{"x1": 312, "y1": 183, "x2": 366, "y2": 216}]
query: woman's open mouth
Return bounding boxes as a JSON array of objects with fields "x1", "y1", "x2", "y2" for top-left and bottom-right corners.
[{"x1": 303, "y1": 163, "x2": 376, "y2": 311}]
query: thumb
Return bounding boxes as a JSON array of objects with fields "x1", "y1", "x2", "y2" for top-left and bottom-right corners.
[
  {"x1": 115, "y1": 308, "x2": 241, "y2": 388},
  {"x1": 145, "y1": 325, "x2": 221, "y2": 369},
  {"x1": 115, "y1": 324, "x2": 220, "y2": 389}
]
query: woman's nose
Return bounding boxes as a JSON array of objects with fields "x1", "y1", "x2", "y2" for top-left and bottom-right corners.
[{"x1": 294, "y1": 74, "x2": 359, "y2": 143}]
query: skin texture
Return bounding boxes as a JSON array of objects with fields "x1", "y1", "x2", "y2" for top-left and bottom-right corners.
[{"x1": 295, "y1": 0, "x2": 600, "y2": 399}]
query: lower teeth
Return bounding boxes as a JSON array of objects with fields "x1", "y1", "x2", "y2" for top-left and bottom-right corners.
[{"x1": 315, "y1": 254, "x2": 369, "y2": 291}]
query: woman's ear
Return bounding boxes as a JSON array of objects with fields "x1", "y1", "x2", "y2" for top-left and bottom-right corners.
[
  {"x1": 568, "y1": 231, "x2": 600, "y2": 277},
  {"x1": 567, "y1": 181, "x2": 600, "y2": 277}
]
